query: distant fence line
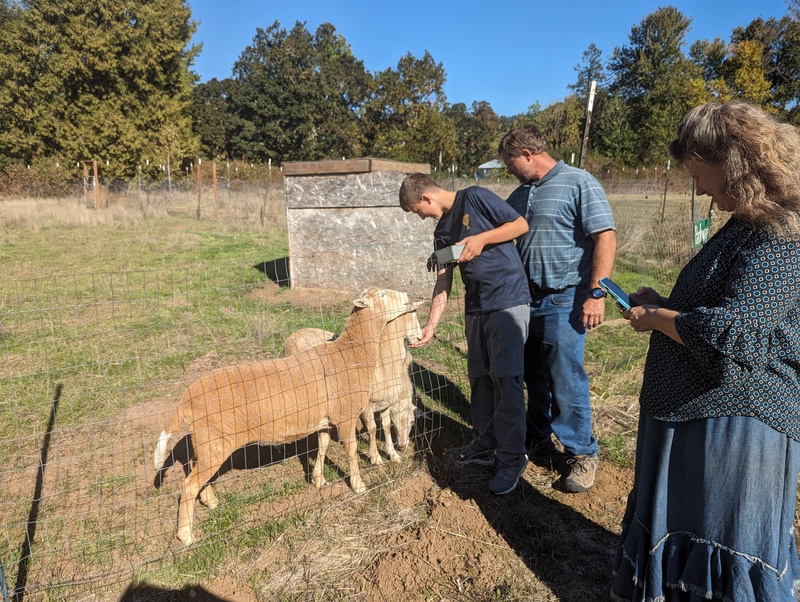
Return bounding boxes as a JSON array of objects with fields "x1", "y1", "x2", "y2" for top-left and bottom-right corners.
[{"x1": 1, "y1": 160, "x2": 692, "y2": 200}]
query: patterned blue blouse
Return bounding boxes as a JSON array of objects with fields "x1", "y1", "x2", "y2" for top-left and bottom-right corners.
[{"x1": 640, "y1": 217, "x2": 800, "y2": 441}]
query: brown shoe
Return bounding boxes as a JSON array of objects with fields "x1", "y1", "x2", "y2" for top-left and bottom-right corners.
[{"x1": 562, "y1": 455, "x2": 598, "y2": 492}]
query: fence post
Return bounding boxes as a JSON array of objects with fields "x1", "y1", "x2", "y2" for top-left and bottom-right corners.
[
  {"x1": 578, "y1": 80, "x2": 596, "y2": 169},
  {"x1": 196, "y1": 159, "x2": 202, "y2": 219},
  {"x1": 659, "y1": 160, "x2": 670, "y2": 223},
  {"x1": 93, "y1": 160, "x2": 99, "y2": 209},
  {"x1": 212, "y1": 161, "x2": 218, "y2": 207}
]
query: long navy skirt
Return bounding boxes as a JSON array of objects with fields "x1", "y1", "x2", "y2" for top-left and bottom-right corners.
[{"x1": 611, "y1": 413, "x2": 800, "y2": 601}]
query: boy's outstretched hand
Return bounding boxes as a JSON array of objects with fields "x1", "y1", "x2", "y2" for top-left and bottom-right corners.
[{"x1": 410, "y1": 323, "x2": 436, "y2": 347}]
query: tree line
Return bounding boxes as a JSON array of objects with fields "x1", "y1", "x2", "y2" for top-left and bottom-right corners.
[{"x1": 2, "y1": 0, "x2": 800, "y2": 182}]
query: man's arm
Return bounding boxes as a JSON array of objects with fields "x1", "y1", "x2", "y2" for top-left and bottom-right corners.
[{"x1": 582, "y1": 229, "x2": 617, "y2": 329}]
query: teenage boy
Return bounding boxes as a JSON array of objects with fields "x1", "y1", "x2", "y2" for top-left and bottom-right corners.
[{"x1": 399, "y1": 173, "x2": 531, "y2": 495}]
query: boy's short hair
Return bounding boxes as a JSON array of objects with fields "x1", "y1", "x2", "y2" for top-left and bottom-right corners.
[
  {"x1": 399, "y1": 173, "x2": 439, "y2": 212},
  {"x1": 498, "y1": 124, "x2": 548, "y2": 157}
]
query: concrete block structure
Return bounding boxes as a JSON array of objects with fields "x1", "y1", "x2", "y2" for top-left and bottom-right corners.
[{"x1": 282, "y1": 159, "x2": 436, "y2": 297}]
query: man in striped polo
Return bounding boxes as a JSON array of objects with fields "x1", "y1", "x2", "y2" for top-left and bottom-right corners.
[{"x1": 499, "y1": 125, "x2": 617, "y2": 493}]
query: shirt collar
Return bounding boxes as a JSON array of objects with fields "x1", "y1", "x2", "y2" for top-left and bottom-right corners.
[{"x1": 530, "y1": 160, "x2": 565, "y2": 187}]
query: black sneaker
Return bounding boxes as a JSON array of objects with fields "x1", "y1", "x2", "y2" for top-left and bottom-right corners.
[
  {"x1": 528, "y1": 442, "x2": 563, "y2": 469},
  {"x1": 448, "y1": 441, "x2": 495, "y2": 466},
  {"x1": 488, "y1": 455, "x2": 529, "y2": 495}
]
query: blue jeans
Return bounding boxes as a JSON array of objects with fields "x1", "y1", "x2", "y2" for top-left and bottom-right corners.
[{"x1": 526, "y1": 286, "x2": 598, "y2": 457}]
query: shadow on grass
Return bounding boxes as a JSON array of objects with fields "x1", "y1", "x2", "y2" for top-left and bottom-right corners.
[
  {"x1": 253, "y1": 257, "x2": 290, "y2": 287},
  {"x1": 11, "y1": 384, "x2": 62, "y2": 602},
  {"x1": 413, "y1": 361, "x2": 618, "y2": 602},
  {"x1": 153, "y1": 432, "x2": 321, "y2": 492},
  {"x1": 119, "y1": 582, "x2": 230, "y2": 601},
  {"x1": 153, "y1": 427, "x2": 377, "y2": 496}
]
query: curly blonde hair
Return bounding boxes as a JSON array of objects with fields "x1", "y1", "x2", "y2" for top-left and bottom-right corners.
[{"x1": 668, "y1": 99, "x2": 800, "y2": 237}]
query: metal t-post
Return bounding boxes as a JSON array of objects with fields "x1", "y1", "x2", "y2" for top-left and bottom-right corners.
[{"x1": 578, "y1": 80, "x2": 596, "y2": 169}]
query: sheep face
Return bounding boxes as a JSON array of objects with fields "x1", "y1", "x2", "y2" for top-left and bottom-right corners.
[
  {"x1": 402, "y1": 307, "x2": 423, "y2": 345},
  {"x1": 352, "y1": 287, "x2": 416, "y2": 326},
  {"x1": 389, "y1": 398, "x2": 419, "y2": 452}
]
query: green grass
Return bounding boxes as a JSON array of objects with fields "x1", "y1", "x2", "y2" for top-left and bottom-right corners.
[{"x1": 599, "y1": 433, "x2": 636, "y2": 470}]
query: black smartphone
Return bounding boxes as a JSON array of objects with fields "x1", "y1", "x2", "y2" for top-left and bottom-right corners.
[{"x1": 599, "y1": 277, "x2": 632, "y2": 310}]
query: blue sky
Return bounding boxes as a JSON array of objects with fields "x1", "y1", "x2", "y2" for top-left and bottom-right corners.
[{"x1": 187, "y1": 0, "x2": 791, "y2": 117}]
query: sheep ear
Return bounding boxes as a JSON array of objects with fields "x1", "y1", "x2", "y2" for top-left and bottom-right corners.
[
  {"x1": 411, "y1": 300, "x2": 426, "y2": 310},
  {"x1": 352, "y1": 298, "x2": 369, "y2": 309}
]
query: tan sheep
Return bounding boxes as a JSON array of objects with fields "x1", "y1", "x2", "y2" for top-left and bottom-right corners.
[
  {"x1": 283, "y1": 308, "x2": 421, "y2": 465},
  {"x1": 153, "y1": 287, "x2": 416, "y2": 545}
]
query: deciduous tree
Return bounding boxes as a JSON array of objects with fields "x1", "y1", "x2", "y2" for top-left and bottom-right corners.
[
  {"x1": 363, "y1": 51, "x2": 453, "y2": 166},
  {"x1": 445, "y1": 101, "x2": 501, "y2": 174},
  {"x1": 725, "y1": 39, "x2": 772, "y2": 105}
]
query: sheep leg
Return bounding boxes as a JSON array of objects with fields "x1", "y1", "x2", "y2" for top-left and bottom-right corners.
[
  {"x1": 380, "y1": 407, "x2": 402, "y2": 463},
  {"x1": 199, "y1": 483, "x2": 219, "y2": 509},
  {"x1": 177, "y1": 459, "x2": 219, "y2": 545},
  {"x1": 312, "y1": 429, "x2": 331, "y2": 489},
  {"x1": 340, "y1": 417, "x2": 367, "y2": 494},
  {"x1": 361, "y1": 409, "x2": 383, "y2": 465}
]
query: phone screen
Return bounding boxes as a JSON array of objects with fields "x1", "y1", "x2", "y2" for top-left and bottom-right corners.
[{"x1": 599, "y1": 277, "x2": 632, "y2": 310}]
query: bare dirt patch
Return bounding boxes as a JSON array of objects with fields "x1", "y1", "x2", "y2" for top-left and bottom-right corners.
[
  {"x1": 239, "y1": 449, "x2": 632, "y2": 602},
  {"x1": 250, "y1": 280, "x2": 358, "y2": 310}
]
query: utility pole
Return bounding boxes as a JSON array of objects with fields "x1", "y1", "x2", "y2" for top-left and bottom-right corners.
[{"x1": 578, "y1": 80, "x2": 596, "y2": 169}]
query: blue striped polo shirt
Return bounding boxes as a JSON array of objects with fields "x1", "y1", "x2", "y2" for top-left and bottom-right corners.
[{"x1": 506, "y1": 160, "x2": 615, "y2": 290}]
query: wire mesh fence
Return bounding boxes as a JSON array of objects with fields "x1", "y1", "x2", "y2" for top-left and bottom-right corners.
[
  {"x1": 1, "y1": 249, "x2": 470, "y2": 598},
  {"x1": 0, "y1": 171, "x2": 720, "y2": 599}
]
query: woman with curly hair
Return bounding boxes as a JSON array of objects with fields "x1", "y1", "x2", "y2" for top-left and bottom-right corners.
[{"x1": 612, "y1": 100, "x2": 800, "y2": 600}]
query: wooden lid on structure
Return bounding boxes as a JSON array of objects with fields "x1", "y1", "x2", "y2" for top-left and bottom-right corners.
[{"x1": 281, "y1": 158, "x2": 430, "y2": 176}]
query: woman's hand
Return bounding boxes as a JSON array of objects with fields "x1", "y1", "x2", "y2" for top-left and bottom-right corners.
[
  {"x1": 620, "y1": 304, "x2": 684, "y2": 344},
  {"x1": 621, "y1": 305, "x2": 658, "y2": 332},
  {"x1": 629, "y1": 287, "x2": 667, "y2": 308}
]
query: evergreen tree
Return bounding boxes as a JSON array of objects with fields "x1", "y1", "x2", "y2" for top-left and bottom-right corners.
[
  {"x1": 569, "y1": 43, "x2": 606, "y2": 101},
  {"x1": 689, "y1": 38, "x2": 727, "y2": 82},
  {"x1": 227, "y1": 21, "x2": 371, "y2": 163},
  {"x1": 0, "y1": 0, "x2": 199, "y2": 179},
  {"x1": 595, "y1": 95, "x2": 636, "y2": 166},
  {"x1": 191, "y1": 78, "x2": 235, "y2": 160}
]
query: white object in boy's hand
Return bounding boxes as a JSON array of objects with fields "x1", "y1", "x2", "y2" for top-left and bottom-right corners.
[{"x1": 434, "y1": 244, "x2": 465, "y2": 264}]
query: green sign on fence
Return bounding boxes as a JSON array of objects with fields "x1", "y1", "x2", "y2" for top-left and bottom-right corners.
[{"x1": 693, "y1": 218, "x2": 711, "y2": 248}]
